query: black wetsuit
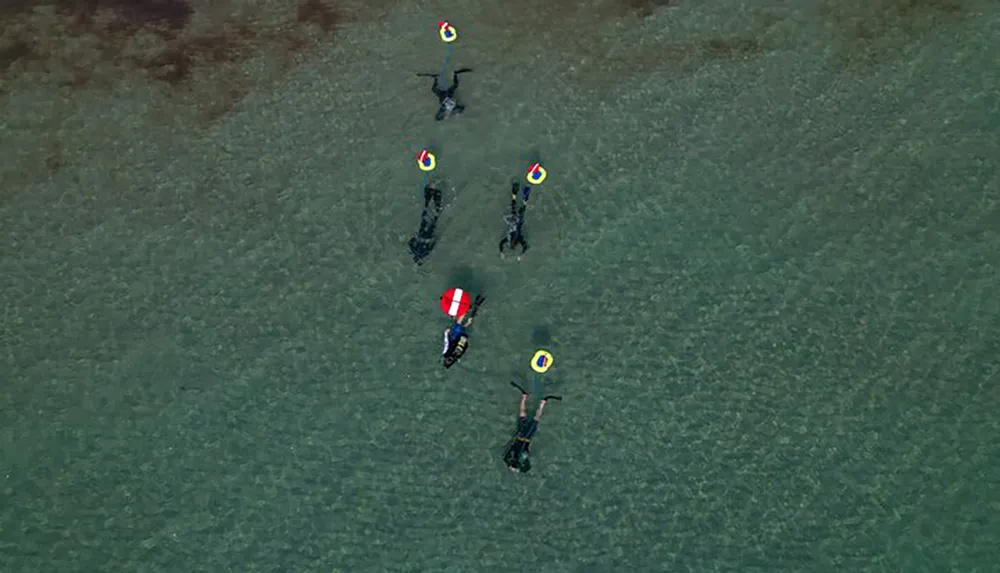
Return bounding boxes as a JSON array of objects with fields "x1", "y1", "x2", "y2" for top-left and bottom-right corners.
[
  {"x1": 499, "y1": 182, "x2": 529, "y2": 256},
  {"x1": 503, "y1": 415, "x2": 538, "y2": 473},
  {"x1": 409, "y1": 186, "x2": 442, "y2": 264},
  {"x1": 427, "y1": 68, "x2": 471, "y2": 121}
]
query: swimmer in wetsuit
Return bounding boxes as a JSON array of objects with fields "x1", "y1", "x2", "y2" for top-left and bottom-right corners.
[
  {"x1": 499, "y1": 181, "x2": 530, "y2": 260},
  {"x1": 416, "y1": 68, "x2": 473, "y2": 121},
  {"x1": 504, "y1": 382, "x2": 561, "y2": 474},
  {"x1": 409, "y1": 185, "x2": 443, "y2": 265},
  {"x1": 442, "y1": 294, "x2": 485, "y2": 369}
]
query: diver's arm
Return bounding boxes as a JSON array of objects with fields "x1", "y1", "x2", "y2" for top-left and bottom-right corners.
[
  {"x1": 535, "y1": 395, "x2": 560, "y2": 420},
  {"x1": 451, "y1": 67, "x2": 473, "y2": 88},
  {"x1": 534, "y1": 400, "x2": 546, "y2": 421},
  {"x1": 415, "y1": 72, "x2": 444, "y2": 96}
]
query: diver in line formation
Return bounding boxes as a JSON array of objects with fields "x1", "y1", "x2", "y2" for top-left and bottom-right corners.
[
  {"x1": 416, "y1": 67, "x2": 473, "y2": 121},
  {"x1": 409, "y1": 185, "x2": 443, "y2": 265},
  {"x1": 500, "y1": 181, "x2": 530, "y2": 260},
  {"x1": 503, "y1": 382, "x2": 561, "y2": 474}
]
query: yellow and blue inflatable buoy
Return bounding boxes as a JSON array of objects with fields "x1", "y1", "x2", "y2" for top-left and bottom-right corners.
[
  {"x1": 417, "y1": 149, "x2": 437, "y2": 172},
  {"x1": 437, "y1": 21, "x2": 458, "y2": 43},
  {"x1": 531, "y1": 349, "x2": 554, "y2": 373},
  {"x1": 526, "y1": 162, "x2": 547, "y2": 185}
]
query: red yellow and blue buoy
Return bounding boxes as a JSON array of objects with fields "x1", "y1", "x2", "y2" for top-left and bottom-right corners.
[
  {"x1": 531, "y1": 349, "x2": 554, "y2": 374},
  {"x1": 417, "y1": 149, "x2": 437, "y2": 172},
  {"x1": 526, "y1": 162, "x2": 547, "y2": 185},
  {"x1": 437, "y1": 21, "x2": 458, "y2": 43}
]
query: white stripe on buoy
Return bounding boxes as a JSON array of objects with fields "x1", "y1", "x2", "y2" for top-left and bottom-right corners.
[{"x1": 448, "y1": 288, "x2": 465, "y2": 316}]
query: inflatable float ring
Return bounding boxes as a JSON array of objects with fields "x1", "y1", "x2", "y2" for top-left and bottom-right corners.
[
  {"x1": 417, "y1": 150, "x2": 437, "y2": 172},
  {"x1": 531, "y1": 349, "x2": 554, "y2": 373},
  {"x1": 526, "y1": 163, "x2": 547, "y2": 185},
  {"x1": 438, "y1": 22, "x2": 458, "y2": 43}
]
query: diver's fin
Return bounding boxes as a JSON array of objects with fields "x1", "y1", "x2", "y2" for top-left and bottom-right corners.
[
  {"x1": 510, "y1": 381, "x2": 529, "y2": 395},
  {"x1": 542, "y1": 395, "x2": 562, "y2": 401},
  {"x1": 454, "y1": 67, "x2": 473, "y2": 74}
]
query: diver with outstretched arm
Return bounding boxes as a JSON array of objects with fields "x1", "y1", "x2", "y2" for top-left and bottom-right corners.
[
  {"x1": 416, "y1": 67, "x2": 473, "y2": 121},
  {"x1": 409, "y1": 184, "x2": 443, "y2": 265},
  {"x1": 499, "y1": 181, "x2": 530, "y2": 260},
  {"x1": 442, "y1": 294, "x2": 485, "y2": 369},
  {"x1": 503, "y1": 382, "x2": 561, "y2": 474}
]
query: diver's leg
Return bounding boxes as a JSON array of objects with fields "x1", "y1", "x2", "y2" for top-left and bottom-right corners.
[
  {"x1": 509, "y1": 182, "x2": 521, "y2": 216},
  {"x1": 519, "y1": 393, "x2": 529, "y2": 418},
  {"x1": 516, "y1": 237, "x2": 528, "y2": 258}
]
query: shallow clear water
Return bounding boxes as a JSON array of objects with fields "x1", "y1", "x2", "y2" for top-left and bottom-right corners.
[{"x1": 2, "y1": 1, "x2": 998, "y2": 571}]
